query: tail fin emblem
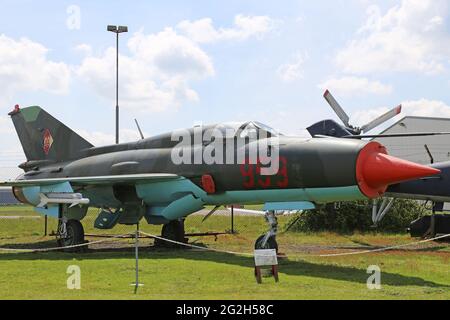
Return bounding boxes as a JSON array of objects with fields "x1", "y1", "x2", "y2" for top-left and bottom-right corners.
[{"x1": 43, "y1": 129, "x2": 54, "y2": 155}]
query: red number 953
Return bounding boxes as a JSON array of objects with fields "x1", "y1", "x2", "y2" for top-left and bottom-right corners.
[{"x1": 239, "y1": 156, "x2": 288, "y2": 189}]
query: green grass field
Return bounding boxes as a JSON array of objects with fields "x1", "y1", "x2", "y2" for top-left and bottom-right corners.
[{"x1": 0, "y1": 206, "x2": 449, "y2": 300}]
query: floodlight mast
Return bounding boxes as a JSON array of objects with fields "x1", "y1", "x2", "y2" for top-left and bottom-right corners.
[{"x1": 107, "y1": 25, "x2": 128, "y2": 144}]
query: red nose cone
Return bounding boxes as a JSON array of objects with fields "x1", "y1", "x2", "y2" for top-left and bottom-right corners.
[{"x1": 356, "y1": 142, "x2": 440, "y2": 198}]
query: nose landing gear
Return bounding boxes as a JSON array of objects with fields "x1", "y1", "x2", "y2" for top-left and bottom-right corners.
[{"x1": 254, "y1": 211, "x2": 279, "y2": 252}]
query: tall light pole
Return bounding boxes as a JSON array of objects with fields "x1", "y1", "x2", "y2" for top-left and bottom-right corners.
[{"x1": 107, "y1": 25, "x2": 128, "y2": 144}]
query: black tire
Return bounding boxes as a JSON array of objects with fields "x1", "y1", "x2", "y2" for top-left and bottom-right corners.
[
  {"x1": 255, "y1": 234, "x2": 278, "y2": 252},
  {"x1": 155, "y1": 219, "x2": 187, "y2": 248},
  {"x1": 57, "y1": 220, "x2": 85, "y2": 252}
]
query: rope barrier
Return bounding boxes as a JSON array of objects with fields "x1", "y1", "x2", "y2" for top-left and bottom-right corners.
[
  {"x1": 316, "y1": 233, "x2": 450, "y2": 257},
  {"x1": 0, "y1": 233, "x2": 132, "y2": 253},
  {"x1": 138, "y1": 230, "x2": 255, "y2": 257},
  {"x1": 139, "y1": 230, "x2": 450, "y2": 258},
  {"x1": 0, "y1": 230, "x2": 448, "y2": 257}
]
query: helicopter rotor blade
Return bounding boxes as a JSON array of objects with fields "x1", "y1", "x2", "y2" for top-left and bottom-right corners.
[
  {"x1": 360, "y1": 105, "x2": 402, "y2": 133},
  {"x1": 323, "y1": 90, "x2": 350, "y2": 127}
]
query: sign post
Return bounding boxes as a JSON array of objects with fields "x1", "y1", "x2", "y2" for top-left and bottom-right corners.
[{"x1": 254, "y1": 249, "x2": 279, "y2": 284}]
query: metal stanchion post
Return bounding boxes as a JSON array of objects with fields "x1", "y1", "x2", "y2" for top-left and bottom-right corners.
[
  {"x1": 44, "y1": 215, "x2": 48, "y2": 236},
  {"x1": 231, "y1": 205, "x2": 235, "y2": 234},
  {"x1": 131, "y1": 222, "x2": 143, "y2": 293}
]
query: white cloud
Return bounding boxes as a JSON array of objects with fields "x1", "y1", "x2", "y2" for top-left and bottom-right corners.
[
  {"x1": 0, "y1": 116, "x2": 14, "y2": 135},
  {"x1": 350, "y1": 106, "x2": 393, "y2": 129},
  {"x1": 277, "y1": 53, "x2": 306, "y2": 82},
  {"x1": 402, "y1": 99, "x2": 450, "y2": 118},
  {"x1": 351, "y1": 99, "x2": 450, "y2": 129},
  {"x1": 0, "y1": 34, "x2": 71, "y2": 97},
  {"x1": 318, "y1": 76, "x2": 392, "y2": 96},
  {"x1": 177, "y1": 14, "x2": 275, "y2": 43},
  {"x1": 424, "y1": 15, "x2": 444, "y2": 32},
  {"x1": 0, "y1": 115, "x2": 26, "y2": 178},
  {"x1": 74, "y1": 43, "x2": 92, "y2": 56},
  {"x1": 77, "y1": 28, "x2": 214, "y2": 112},
  {"x1": 336, "y1": 0, "x2": 450, "y2": 75},
  {"x1": 77, "y1": 128, "x2": 146, "y2": 146}
]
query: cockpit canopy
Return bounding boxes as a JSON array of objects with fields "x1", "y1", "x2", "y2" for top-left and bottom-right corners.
[
  {"x1": 132, "y1": 121, "x2": 281, "y2": 150},
  {"x1": 213, "y1": 121, "x2": 281, "y2": 139}
]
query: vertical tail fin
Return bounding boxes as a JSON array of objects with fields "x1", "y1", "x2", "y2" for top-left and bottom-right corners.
[{"x1": 8, "y1": 105, "x2": 93, "y2": 162}]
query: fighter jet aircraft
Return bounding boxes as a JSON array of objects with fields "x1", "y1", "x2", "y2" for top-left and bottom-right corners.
[{"x1": 0, "y1": 105, "x2": 440, "y2": 251}]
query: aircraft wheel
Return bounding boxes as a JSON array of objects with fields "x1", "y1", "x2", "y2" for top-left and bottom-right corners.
[
  {"x1": 255, "y1": 234, "x2": 278, "y2": 252},
  {"x1": 57, "y1": 220, "x2": 86, "y2": 252},
  {"x1": 155, "y1": 219, "x2": 187, "y2": 248}
]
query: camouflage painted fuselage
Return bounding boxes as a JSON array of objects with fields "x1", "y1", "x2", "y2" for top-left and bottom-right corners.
[
  {"x1": 19, "y1": 136, "x2": 370, "y2": 224},
  {"x1": 5, "y1": 106, "x2": 438, "y2": 226}
]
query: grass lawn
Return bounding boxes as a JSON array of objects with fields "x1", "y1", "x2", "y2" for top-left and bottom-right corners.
[{"x1": 0, "y1": 206, "x2": 449, "y2": 299}]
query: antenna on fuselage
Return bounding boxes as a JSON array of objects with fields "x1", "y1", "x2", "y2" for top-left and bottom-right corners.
[
  {"x1": 424, "y1": 144, "x2": 434, "y2": 164},
  {"x1": 134, "y1": 119, "x2": 145, "y2": 140}
]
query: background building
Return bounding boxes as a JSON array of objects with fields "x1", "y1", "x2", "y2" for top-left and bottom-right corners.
[
  {"x1": 375, "y1": 116, "x2": 450, "y2": 165},
  {"x1": 0, "y1": 187, "x2": 18, "y2": 205}
]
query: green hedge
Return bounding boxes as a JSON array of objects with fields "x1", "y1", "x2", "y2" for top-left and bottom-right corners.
[{"x1": 286, "y1": 199, "x2": 428, "y2": 233}]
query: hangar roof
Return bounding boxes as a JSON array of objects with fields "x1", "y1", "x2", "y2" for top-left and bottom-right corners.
[
  {"x1": 375, "y1": 116, "x2": 450, "y2": 165},
  {"x1": 379, "y1": 116, "x2": 450, "y2": 134}
]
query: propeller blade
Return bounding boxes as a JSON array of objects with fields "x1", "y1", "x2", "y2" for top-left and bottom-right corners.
[
  {"x1": 343, "y1": 132, "x2": 450, "y2": 139},
  {"x1": 360, "y1": 105, "x2": 402, "y2": 133},
  {"x1": 323, "y1": 90, "x2": 350, "y2": 127}
]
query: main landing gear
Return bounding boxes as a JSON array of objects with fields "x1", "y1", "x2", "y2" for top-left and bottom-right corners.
[
  {"x1": 56, "y1": 218, "x2": 86, "y2": 252},
  {"x1": 255, "y1": 211, "x2": 279, "y2": 252},
  {"x1": 154, "y1": 219, "x2": 188, "y2": 248}
]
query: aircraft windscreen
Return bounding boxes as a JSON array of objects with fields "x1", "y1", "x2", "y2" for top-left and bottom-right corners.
[
  {"x1": 213, "y1": 122, "x2": 281, "y2": 139},
  {"x1": 237, "y1": 121, "x2": 281, "y2": 139},
  {"x1": 252, "y1": 121, "x2": 281, "y2": 136}
]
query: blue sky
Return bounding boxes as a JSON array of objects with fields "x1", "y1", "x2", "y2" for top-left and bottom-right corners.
[{"x1": 0, "y1": 0, "x2": 449, "y2": 175}]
